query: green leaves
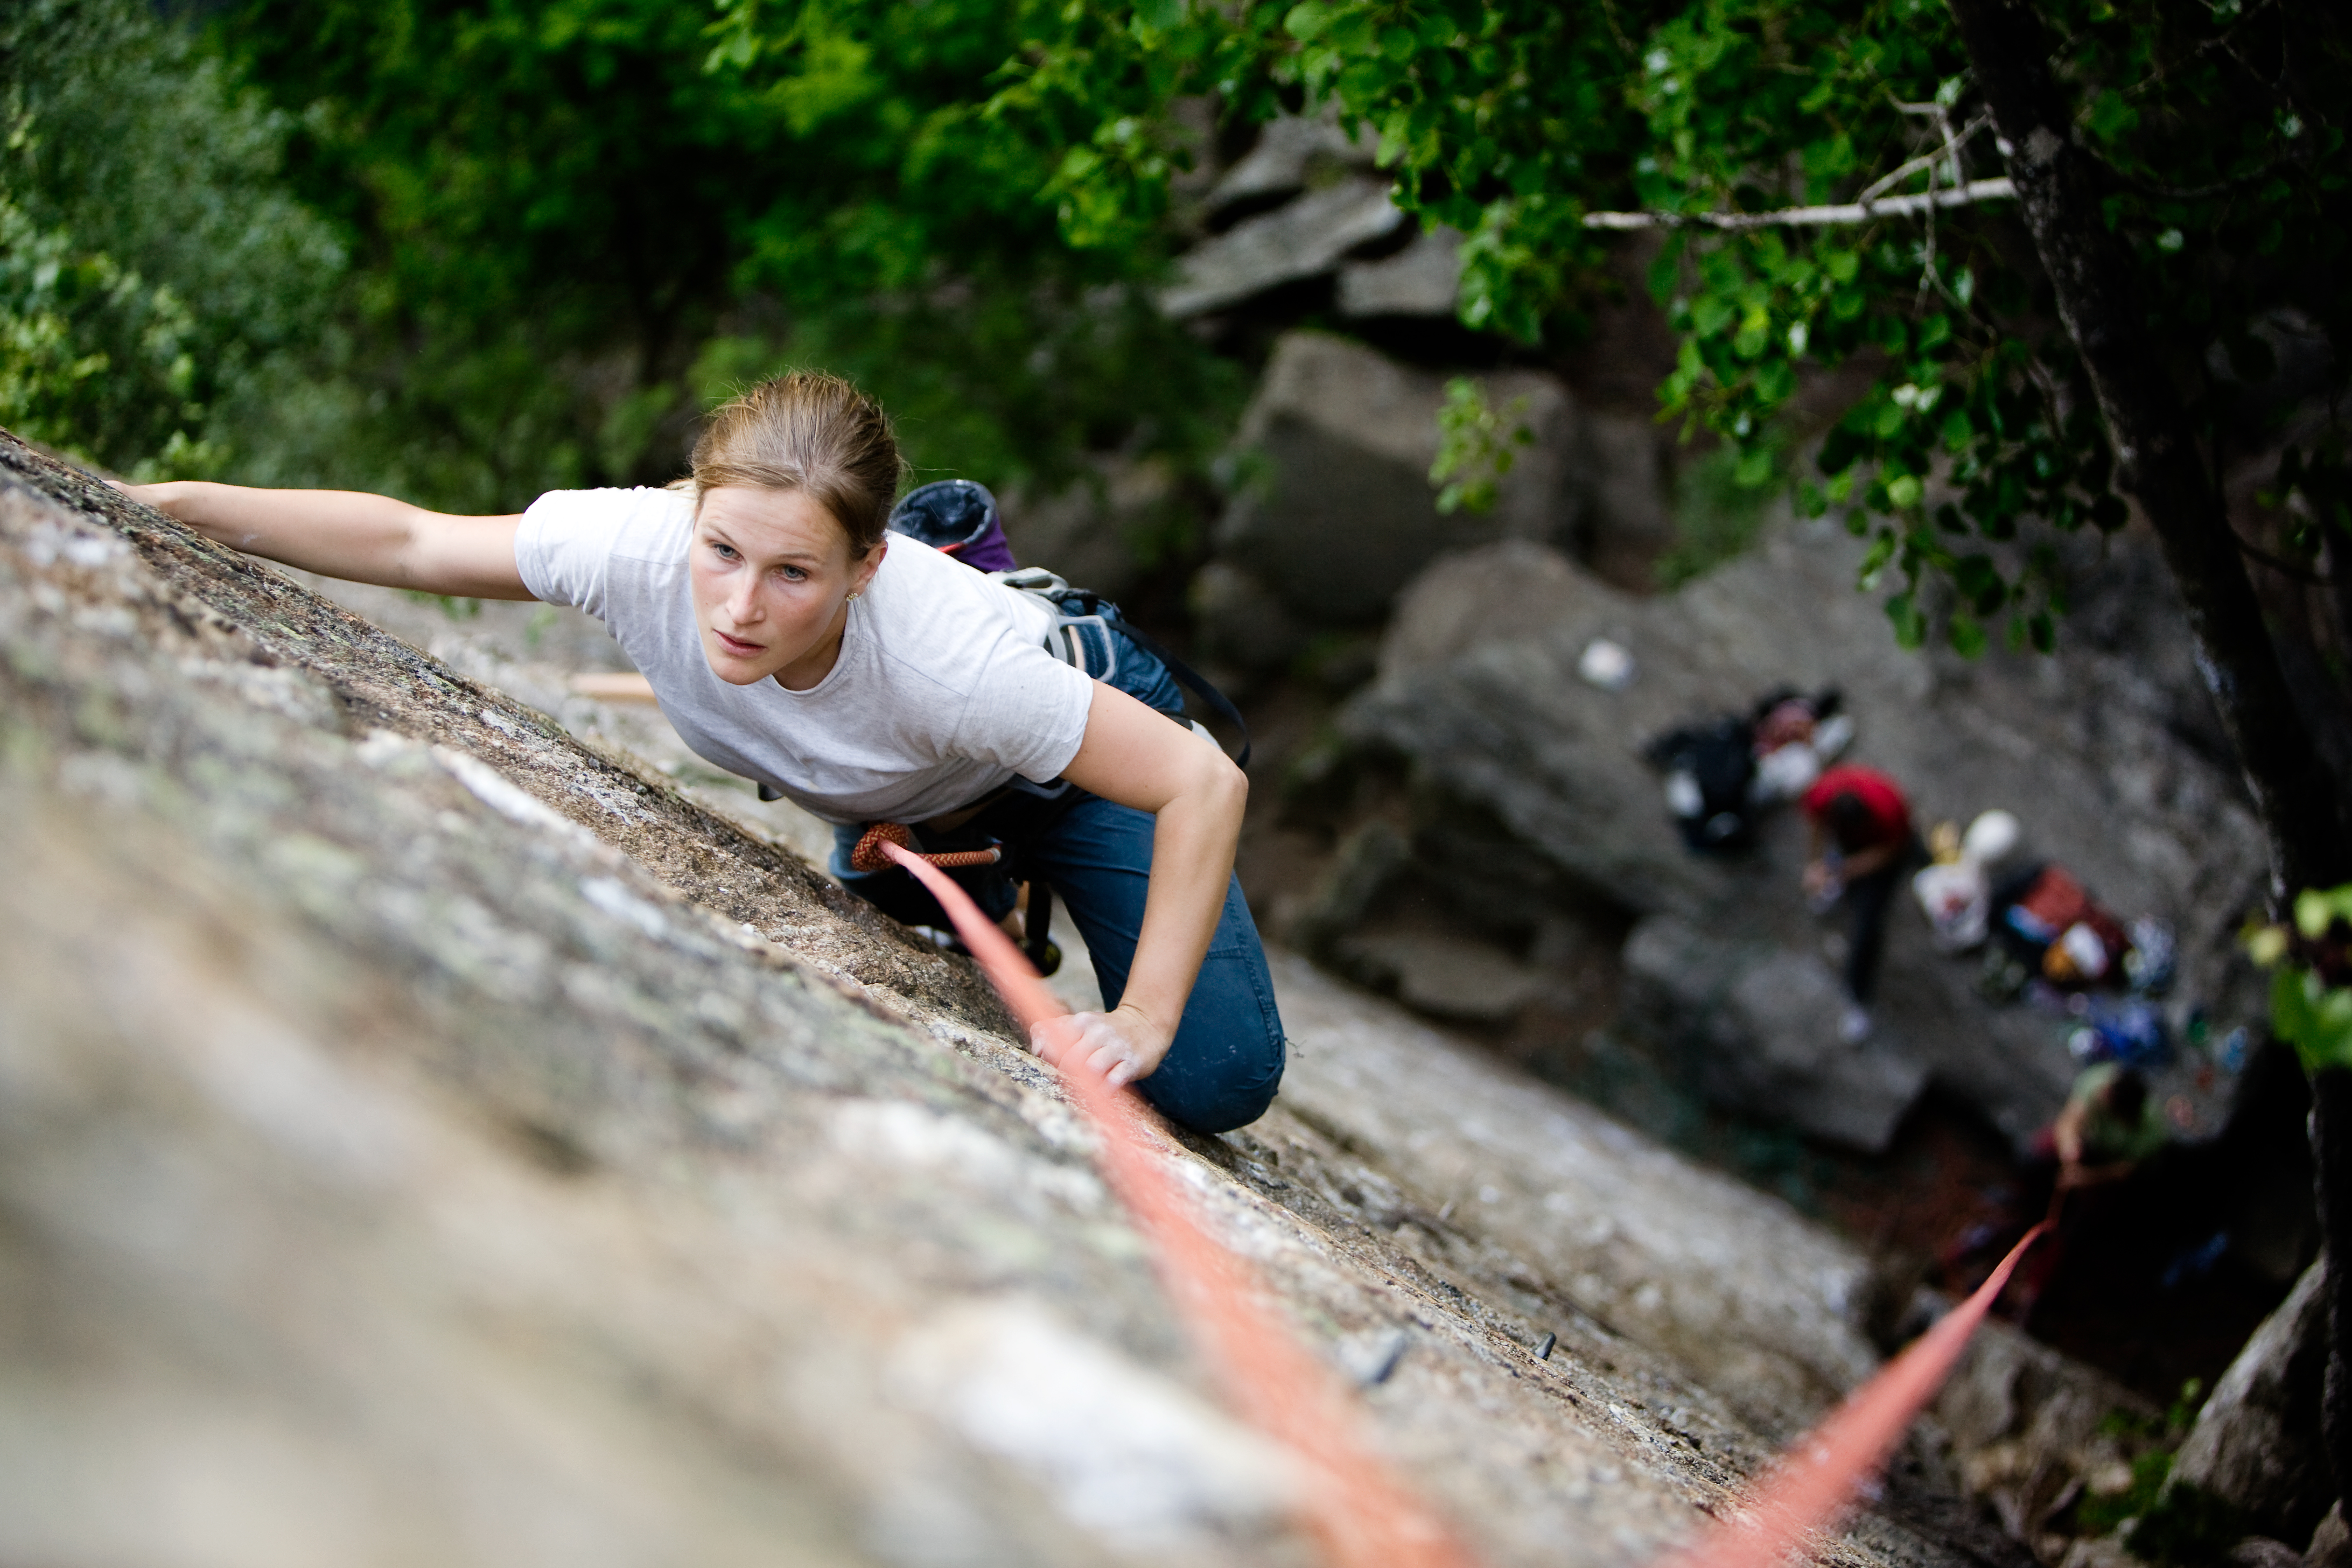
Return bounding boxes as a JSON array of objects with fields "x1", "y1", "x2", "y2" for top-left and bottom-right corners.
[
  {"x1": 156, "y1": 0, "x2": 2349, "y2": 659},
  {"x1": 2264, "y1": 960, "x2": 2352, "y2": 1073},
  {"x1": 2297, "y1": 885, "x2": 2352, "y2": 941},
  {"x1": 1428, "y1": 376, "x2": 1532, "y2": 515},
  {"x1": 2, "y1": 0, "x2": 339, "y2": 480},
  {"x1": 2246, "y1": 885, "x2": 2352, "y2": 1074},
  {"x1": 990, "y1": 0, "x2": 2347, "y2": 687},
  {"x1": 1885, "y1": 592, "x2": 1926, "y2": 649},
  {"x1": 199, "y1": 0, "x2": 1249, "y2": 509}
]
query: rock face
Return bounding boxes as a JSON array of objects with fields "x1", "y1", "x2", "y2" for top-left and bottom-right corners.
[
  {"x1": 2167, "y1": 1259, "x2": 2333, "y2": 1543},
  {"x1": 1338, "y1": 226, "x2": 1465, "y2": 319},
  {"x1": 1159, "y1": 181, "x2": 1408, "y2": 320},
  {"x1": 1204, "y1": 333, "x2": 1580, "y2": 652},
  {"x1": 1201, "y1": 113, "x2": 1381, "y2": 216},
  {"x1": 1577, "y1": 410, "x2": 1679, "y2": 589},
  {"x1": 1338, "y1": 528, "x2": 2269, "y2": 1150},
  {"x1": 1164, "y1": 115, "x2": 1469, "y2": 326},
  {"x1": 995, "y1": 457, "x2": 1182, "y2": 605},
  {"x1": 1930, "y1": 1318, "x2": 2159, "y2": 1557},
  {"x1": 1, "y1": 432, "x2": 2054, "y2": 1566},
  {"x1": 1623, "y1": 918, "x2": 1933, "y2": 1152},
  {"x1": 1159, "y1": 113, "x2": 1408, "y2": 322},
  {"x1": 1266, "y1": 953, "x2": 1884, "y2": 1433}
]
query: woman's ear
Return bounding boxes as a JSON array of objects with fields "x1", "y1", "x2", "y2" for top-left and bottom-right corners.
[{"x1": 850, "y1": 536, "x2": 887, "y2": 596}]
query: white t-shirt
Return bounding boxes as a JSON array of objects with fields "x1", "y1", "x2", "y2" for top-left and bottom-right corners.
[{"x1": 514, "y1": 486, "x2": 1094, "y2": 825}]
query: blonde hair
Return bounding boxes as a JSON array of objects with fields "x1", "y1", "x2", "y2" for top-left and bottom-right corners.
[{"x1": 690, "y1": 371, "x2": 904, "y2": 554}]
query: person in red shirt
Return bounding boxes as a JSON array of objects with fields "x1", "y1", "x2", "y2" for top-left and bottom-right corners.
[{"x1": 1801, "y1": 764, "x2": 1917, "y2": 1041}]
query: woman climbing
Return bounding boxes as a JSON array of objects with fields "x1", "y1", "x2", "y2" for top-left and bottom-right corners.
[{"x1": 116, "y1": 371, "x2": 1286, "y2": 1133}]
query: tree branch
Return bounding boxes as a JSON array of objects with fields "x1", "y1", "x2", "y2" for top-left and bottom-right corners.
[
  {"x1": 2233, "y1": 527, "x2": 2337, "y2": 586},
  {"x1": 2099, "y1": 151, "x2": 2299, "y2": 203},
  {"x1": 1583, "y1": 177, "x2": 2017, "y2": 230},
  {"x1": 1856, "y1": 113, "x2": 1992, "y2": 205}
]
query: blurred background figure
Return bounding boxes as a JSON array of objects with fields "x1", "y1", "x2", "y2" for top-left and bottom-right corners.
[{"x1": 1801, "y1": 762, "x2": 1917, "y2": 1042}]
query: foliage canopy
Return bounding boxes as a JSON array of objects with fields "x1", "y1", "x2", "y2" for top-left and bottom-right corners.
[
  {"x1": 4, "y1": 0, "x2": 1248, "y2": 526},
  {"x1": 963, "y1": 0, "x2": 2349, "y2": 658},
  {"x1": 213, "y1": 0, "x2": 1241, "y2": 515},
  {"x1": 10, "y1": 0, "x2": 2346, "y2": 650},
  {"x1": 1, "y1": 0, "x2": 346, "y2": 480}
]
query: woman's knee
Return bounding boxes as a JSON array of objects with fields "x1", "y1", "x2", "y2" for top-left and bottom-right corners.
[
  {"x1": 1137, "y1": 951, "x2": 1286, "y2": 1133},
  {"x1": 1140, "y1": 1047, "x2": 1284, "y2": 1135}
]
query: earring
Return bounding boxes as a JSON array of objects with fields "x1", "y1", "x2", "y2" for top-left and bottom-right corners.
[{"x1": 846, "y1": 591, "x2": 862, "y2": 601}]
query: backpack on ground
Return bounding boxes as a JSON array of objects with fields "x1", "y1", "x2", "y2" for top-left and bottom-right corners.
[{"x1": 1645, "y1": 716, "x2": 1759, "y2": 853}]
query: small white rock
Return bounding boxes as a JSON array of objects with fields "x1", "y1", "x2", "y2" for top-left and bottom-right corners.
[{"x1": 1577, "y1": 637, "x2": 1636, "y2": 691}]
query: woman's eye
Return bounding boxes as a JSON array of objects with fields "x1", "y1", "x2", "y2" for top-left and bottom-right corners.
[
  {"x1": 779, "y1": 565, "x2": 807, "y2": 582},
  {"x1": 710, "y1": 541, "x2": 738, "y2": 561}
]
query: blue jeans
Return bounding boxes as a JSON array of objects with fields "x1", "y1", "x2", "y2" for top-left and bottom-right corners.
[{"x1": 828, "y1": 610, "x2": 1285, "y2": 1135}]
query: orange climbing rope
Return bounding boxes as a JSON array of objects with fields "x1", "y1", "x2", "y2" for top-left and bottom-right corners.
[
  {"x1": 1661, "y1": 1219, "x2": 2052, "y2": 1568},
  {"x1": 851, "y1": 819, "x2": 1001, "y2": 874},
  {"x1": 881, "y1": 834, "x2": 2053, "y2": 1568},
  {"x1": 879, "y1": 839, "x2": 1477, "y2": 1568}
]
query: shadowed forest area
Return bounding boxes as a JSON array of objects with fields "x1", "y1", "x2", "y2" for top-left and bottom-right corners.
[{"x1": 5, "y1": 2, "x2": 2351, "y2": 1565}]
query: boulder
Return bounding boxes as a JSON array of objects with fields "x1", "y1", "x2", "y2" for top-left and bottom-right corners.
[
  {"x1": 1204, "y1": 113, "x2": 1378, "y2": 215},
  {"x1": 995, "y1": 454, "x2": 1178, "y2": 603},
  {"x1": 2312, "y1": 1503, "x2": 2352, "y2": 1568},
  {"x1": 1188, "y1": 557, "x2": 1310, "y2": 673},
  {"x1": 1208, "y1": 332, "x2": 1580, "y2": 637},
  {"x1": 1624, "y1": 918, "x2": 1931, "y2": 1150},
  {"x1": 1933, "y1": 1314, "x2": 2159, "y2": 1551},
  {"x1": 1578, "y1": 410, "x2": 1679, "y2": 588},
  {"x1": 1338, "y1": 226, "x2": 1465, "y2": 318},
  {"x1": 1330, "y1": 929, "x2": 1551, "y2": 1024},
  {"x1": 2167, "y1": 1259, "x2": 2333, "y2": 1544},
  {"x1": 1158, "y1": 179, "x2": 1407, "y2": 319},
  {"x1": 1338, "y1": 524, "x2": 2270, "y2": 1149}
]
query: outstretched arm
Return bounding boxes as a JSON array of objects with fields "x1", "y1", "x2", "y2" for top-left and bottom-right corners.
[
  {"x1": 1803, "y1": 817, "x2": 1837, "y2": 897},
  {"x1": 114, "y1": 481, "x2": 532, "y2": 600},
  {"x1": 1840, "y1": 838, "x2": 1901, "y2": 879},
  {"x1": 1044, "y1": 681, "x2": 1248, "y2": 1088}
]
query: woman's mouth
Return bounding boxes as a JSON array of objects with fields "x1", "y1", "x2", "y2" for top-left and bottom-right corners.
[{"x1": 713, "y1": 629, "x2": 764, "y2": 658}]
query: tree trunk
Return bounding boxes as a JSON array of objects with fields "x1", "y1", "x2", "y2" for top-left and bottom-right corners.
[
  {"x1": 1944, "y1": 0, "x2": 2352, "y2": 1525},
  {"x1": 1944, "y1": 0, "x2": 2350, "y2": 903},
  {"x1": 2318, "y1": 1067, "x2": 2352, "y2": 1509}
]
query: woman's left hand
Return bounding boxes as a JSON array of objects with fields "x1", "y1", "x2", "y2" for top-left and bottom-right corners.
[{"x1": 1032, "y1": 1004, "x2": 1172, "y2": 1089}]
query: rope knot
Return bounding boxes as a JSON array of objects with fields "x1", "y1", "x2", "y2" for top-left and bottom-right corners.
[{"x1": 850, "y1": 820, "x2": 1001, "y2": 875}]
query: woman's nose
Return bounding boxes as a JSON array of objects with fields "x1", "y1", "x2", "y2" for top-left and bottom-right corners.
[{"x1": 725, "y1": 577, "x2": 762, "y2": 625}]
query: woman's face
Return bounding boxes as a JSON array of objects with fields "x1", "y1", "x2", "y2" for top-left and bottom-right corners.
[{"x1": 689, "y1": 486, "x2": 885, "y2": 689}]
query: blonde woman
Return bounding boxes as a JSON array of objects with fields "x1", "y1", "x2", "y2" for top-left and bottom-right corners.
[{"x1": 119, "y1": 372, "x2": 1286, "y2": 1133}]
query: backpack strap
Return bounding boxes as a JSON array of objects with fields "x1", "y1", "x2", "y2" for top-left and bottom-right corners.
[
  {"x1": 991, "y1": 570, "x2": 1251, "y2": 771},
  {"x1": 1090, "y1": 610, "x2": 1252, "y2": 771}
]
